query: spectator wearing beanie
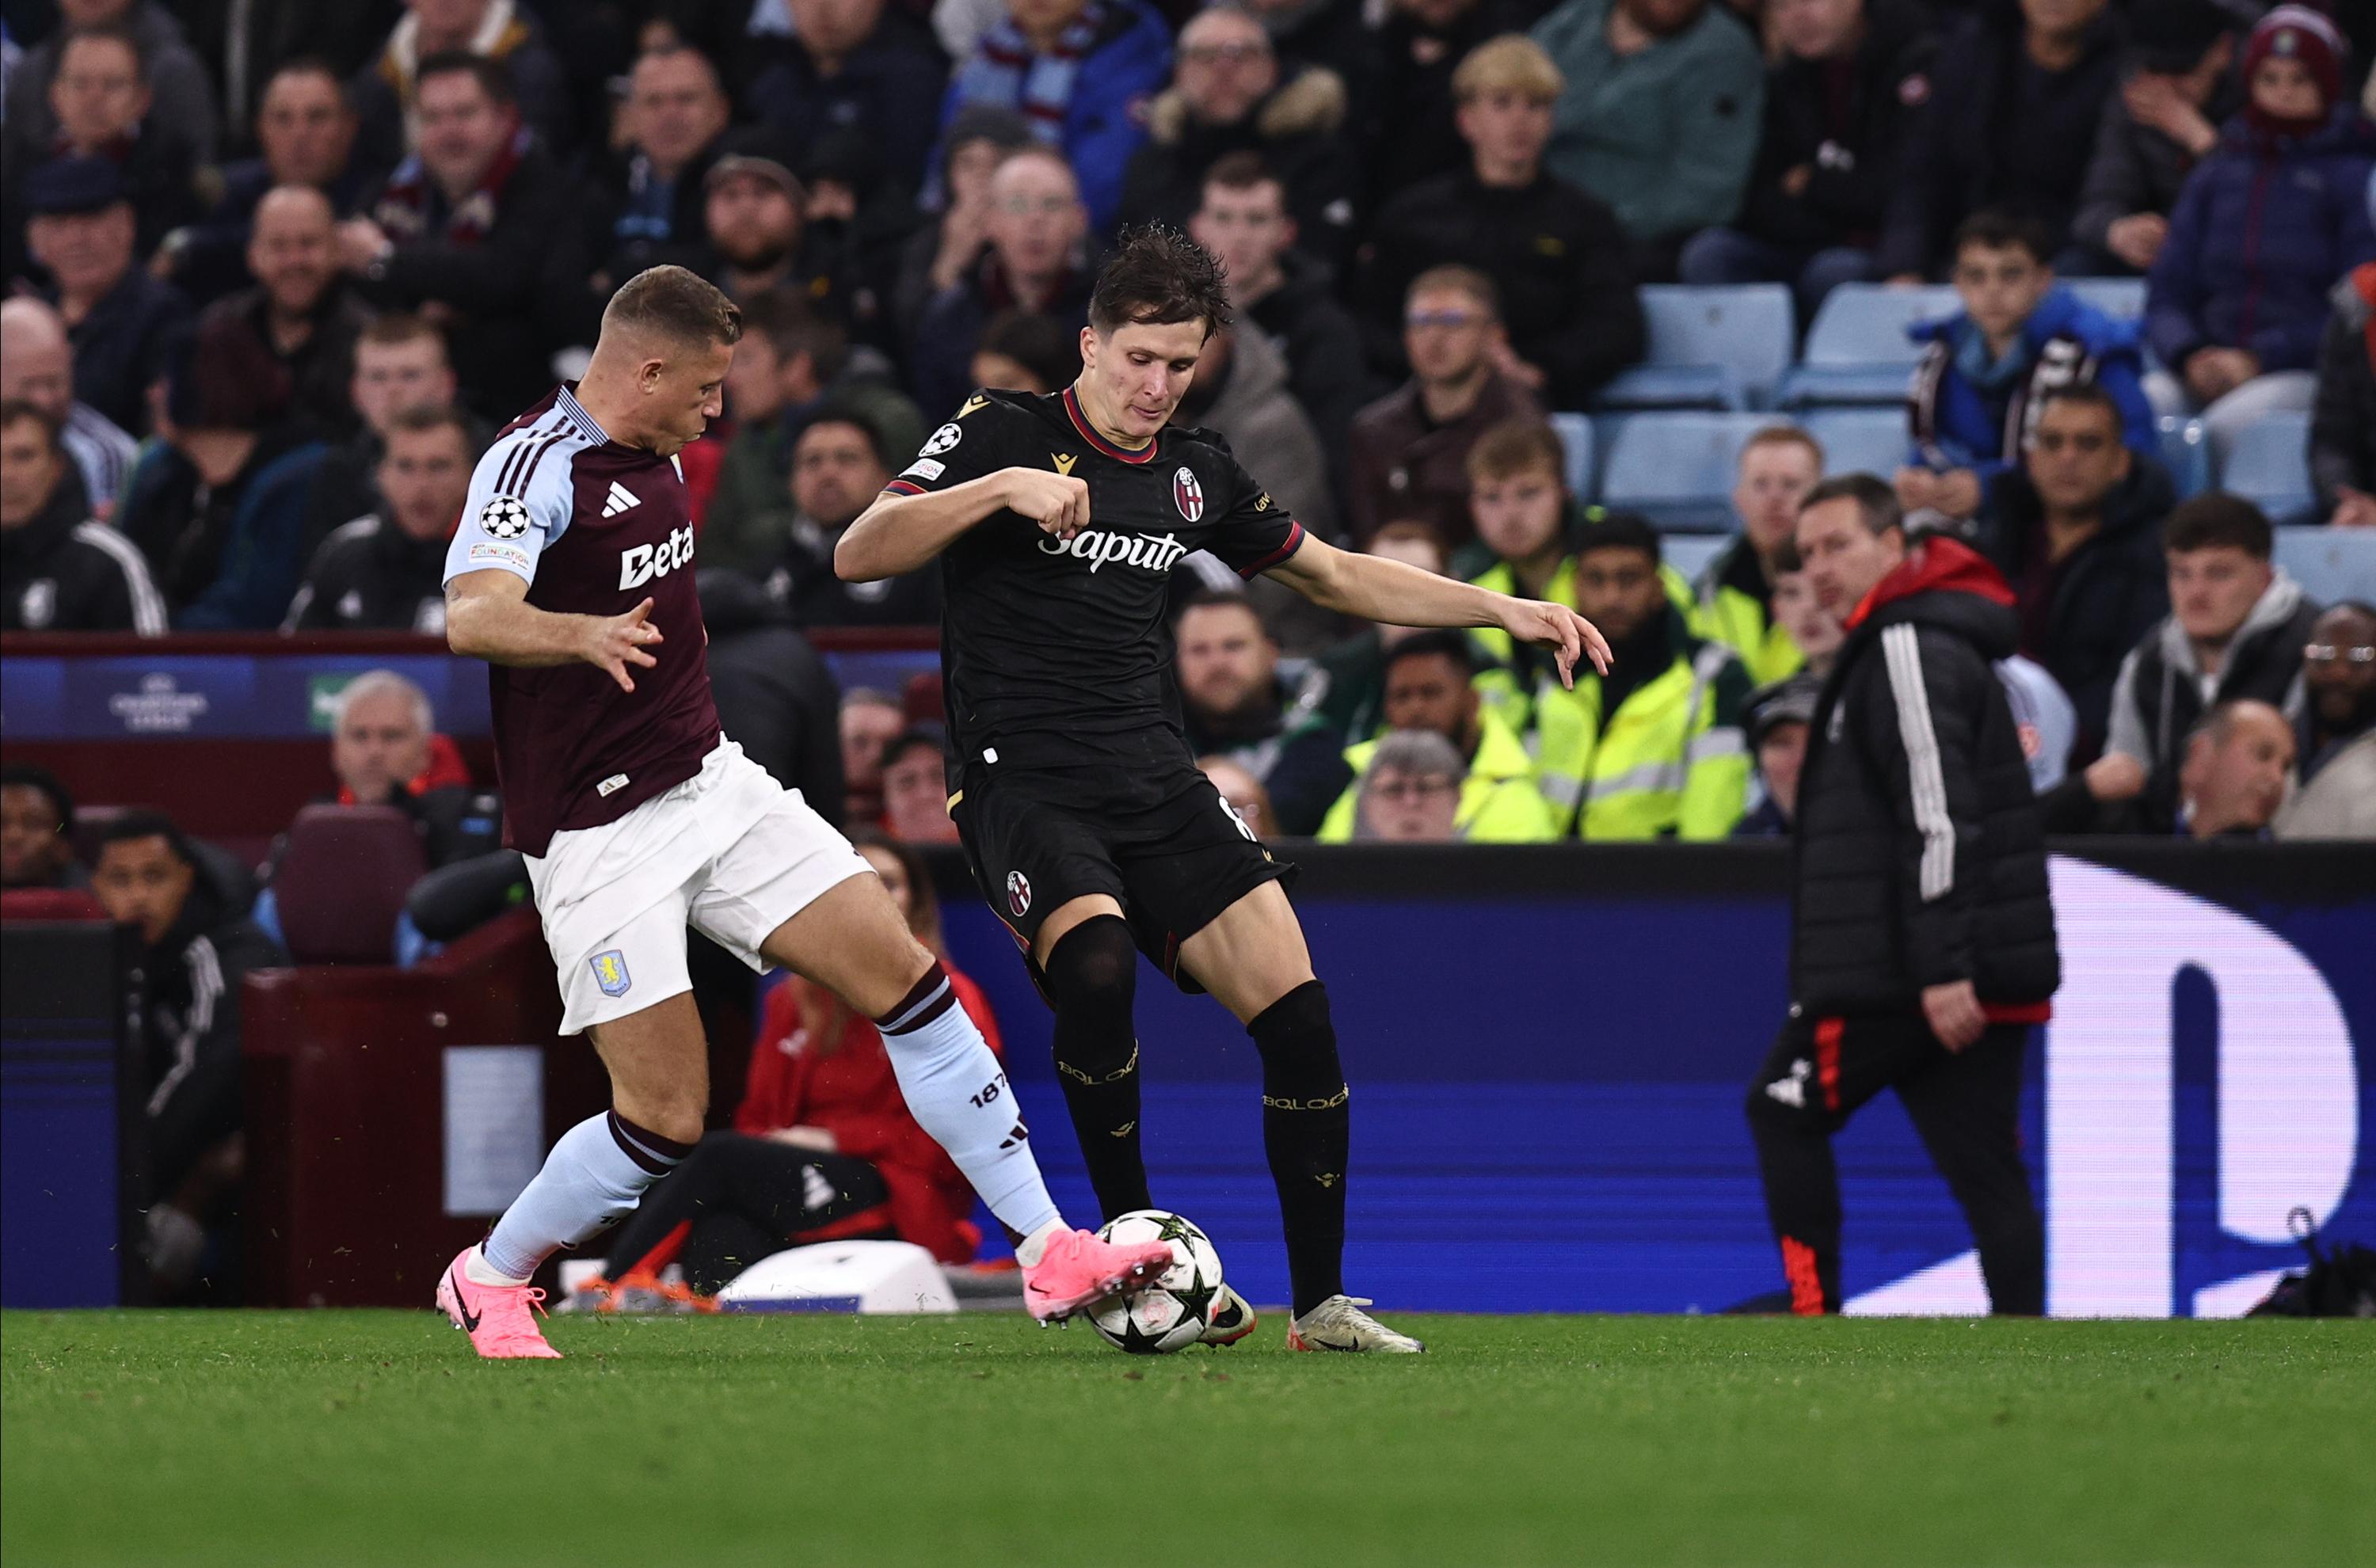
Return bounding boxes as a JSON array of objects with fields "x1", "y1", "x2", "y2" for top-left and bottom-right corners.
[
  {"x1": 1681, "y1": 0, "x2": 1936, "y2": 318},
  {"x1": 2146, "y1": 6, "x2": 2376, "y2": 470},
  {"x1": 1355, "y1": 35, "x2": 1644, "y2": 411},
  {"x1": 934, "y1": 0, "x2": 1173, "y2": 234},
  {"x1": 21, "y1": 156, "x2": 192, "y2": 437},
  {"x1": 2069, "y1": 0, "x2": 2244, "y2": 277},
  {"x1": 2310, "y1": 258, "x2": 2376, "y2": 527},
  {"x1": 1116, "y1": 7, "x2": 1360, "y2": 272},
  {"x1": 1531, "y1": 0, "x2": 1765, "y2": 272},
  {"x1": 1879, "y1": 0, "x2": 2125, "y2": 282}
]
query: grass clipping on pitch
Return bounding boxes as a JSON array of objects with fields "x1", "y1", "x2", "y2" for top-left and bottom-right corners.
[{"x1": 2, "y1": 1310, "x2": 2369, "y2": 1566}]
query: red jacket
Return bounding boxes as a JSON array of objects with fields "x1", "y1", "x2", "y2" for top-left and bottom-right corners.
[{"x1": 736, "y1": 967, "x2": 1003, "y2": 1264}]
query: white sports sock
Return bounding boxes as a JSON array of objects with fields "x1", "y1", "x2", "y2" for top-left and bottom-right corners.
[
  {"x1": 878, "y1": 963, "x2": 1064, "y2": 1241},
  {"x1": 478, "y1": 1111, "x2": 690, "y2": 1282}
]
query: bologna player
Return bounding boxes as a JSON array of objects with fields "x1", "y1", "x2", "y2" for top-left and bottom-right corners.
[
  {"x1": 837, "y1": 231, "x2": 1611, "y2": 1352},
  {"x1": 435, "y1": 267, "x2": 1171, "y2": 1358}
]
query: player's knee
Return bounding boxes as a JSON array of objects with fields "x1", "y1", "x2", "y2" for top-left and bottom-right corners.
[
  {"x1": 1043, "y1": 914, "x2": 1137, "y2": 1018},
  {"x1": 1743, "y1": 1074, "x2": 1814, "y2": 1140},
  {"x1": 622, "y1": 1091, "x2": 706, "y2": 1150},
  {"x1": 1247, "y1": 979, "x2": 1343, "y2": 1100}
]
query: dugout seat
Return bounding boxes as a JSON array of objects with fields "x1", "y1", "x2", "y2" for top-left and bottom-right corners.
[
  {"x1": 1776, "y1": 283, "x2": 1955, "y2": 409},
  {"x1": 269, "y1": 805, "x2": 425, "y2": 965},
  {"x1": 1594, "y1": 284, "x2": 1795, "y2": 413},
  {"x1": 2274, "y1": 527, "x2": 2376, "y2": 604},
  {"x1": 1799, "y1": 408, "x2": 1908, "y2": 481},
  {"x1": 2062, "y1": 277, "x2": 2148, "y2": 321}
]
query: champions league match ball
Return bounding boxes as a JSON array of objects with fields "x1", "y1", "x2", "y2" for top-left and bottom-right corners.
[{"x1": 1087, "y1": 1210, "x2": 1226, "y2": 1355}]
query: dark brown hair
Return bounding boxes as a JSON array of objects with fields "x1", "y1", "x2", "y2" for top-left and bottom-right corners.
[
  {"x1": 2165, "y1": 493, "x2": 2275, "y2": 560},
  {"x1": 1088, "y1": 226, "x2": 1232, "y2": 340},
  {"x1": 605, "y1": 265, "x2": 743, "y2": 348},
  {"x1": 1800, "y1": 473, "x2": 1902, "y2": 536}
]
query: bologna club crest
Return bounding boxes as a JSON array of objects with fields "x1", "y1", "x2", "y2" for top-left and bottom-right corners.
[
  {"x1": 1007, "y1": 870, "x2": 1033, "y2": 918},
  {"x1": 1172, "y1": 466, "x2": 1205, "y2": 523}
]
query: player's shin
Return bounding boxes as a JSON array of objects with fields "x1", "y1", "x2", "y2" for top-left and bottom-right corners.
[
  {"x1": 1043, "y1": 915, "x2": 1154, "y2": 1219},
  {"x1": 476, "y1": 1111, "x2": 691, "y2": 1284},
  {"x1": 875, "y1": 961, "x2": 1064, "y2": 1240},
  {"x1": 1248, "y1": 980, "x2": 1350, "y2": 1319}
]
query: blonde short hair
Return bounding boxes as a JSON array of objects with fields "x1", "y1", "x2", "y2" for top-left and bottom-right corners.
[{"x1": 1453, "y1": 36, "x2": 1563, "y2": 105}]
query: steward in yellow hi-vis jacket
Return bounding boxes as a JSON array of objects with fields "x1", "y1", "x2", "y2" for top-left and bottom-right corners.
[
  {"x1": 1532, "y1": 516, "x2": 1752, "y2": 839},
  {"x1": 1316, "y1": 630, "x2": 1556, "y2": 842}
]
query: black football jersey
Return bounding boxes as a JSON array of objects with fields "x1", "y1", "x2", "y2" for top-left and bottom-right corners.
[{"x1": 883, "y1": 386, "x2": 1305, "y2": 774}]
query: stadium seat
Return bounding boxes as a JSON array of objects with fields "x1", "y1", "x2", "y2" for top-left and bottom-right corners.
[
  {"x1": 271, "y1": 805, "x2": 425, "y2": 965},
  {"x1": 2218, "y1": 413, "x2": 2317, "y2": 524},
  {"x1": 2062, "y1": 277, "x2": 2148, "y2": 321},
  {"x1": 1597, "y1": 412, "x2": 1789, "y2": 531},
  {"x1": 2157, "y1": 415, "x2": 2211, "y2": 500},
  {"x1": 1800, "y1": 408, "x2": 1908, "y2": 481},
  {"x1": 2273, "y1": 527, "x2": 2376, "y2": 605},
  {"x1": 1549, "y1": 411, "x2": 1595, "y2": 499},
  {"x1": 1776, "y1": 283, "x2": 1955, "y2": 409},
  {"x1": 1594, "y1": 284, "x2": 1794, "y2": 413}
]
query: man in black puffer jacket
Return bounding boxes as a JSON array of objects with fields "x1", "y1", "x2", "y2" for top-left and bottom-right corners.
[{"x1": 1746, "y1": 477, "x2": 2059, "y2": 1317}]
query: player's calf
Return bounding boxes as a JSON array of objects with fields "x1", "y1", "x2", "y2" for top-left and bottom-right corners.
[{"x1": 1043, "y1": 915, "x2": 1153, "y2": 1219}]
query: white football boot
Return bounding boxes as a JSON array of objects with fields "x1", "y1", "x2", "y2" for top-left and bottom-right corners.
[{"x1": 1285, "y1": 1295, "x2": 1426, "y2": 1353}]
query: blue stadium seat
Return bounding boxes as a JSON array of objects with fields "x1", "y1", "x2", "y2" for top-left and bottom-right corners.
[
  {"x1": 1594, "y1": 284, "x2": 1795, "y2": 413},
  {"x1": 1549, "y1": 411, "x2": 1595, "y2": 500},
  {"x1": 1776, "y1": 283, "x2": 1955, "y2": 409},
  {"x1": 2273, "y1": 527, "x2": 2376, "y2": 605},
  {"x1": 1597, "y1": 412, "x2": 1790, "y2": 532},
  {"x1": 1800, "y1": 408, "x2": 1907, "y2": 481},
  {"x1": 2063, "y1": 277, "x2": 2148, "y2": 321},
  {"x1": 2157, "y1": 415, "x2": 2211, "y2": 500},
  {"x1": 2219, "y1": 412, "x2": 2317, "y2": 524}
]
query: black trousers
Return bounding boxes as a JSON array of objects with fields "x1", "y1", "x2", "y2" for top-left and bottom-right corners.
[
  {"x1": 1744, "y1": 1010, "x2": 2044, "y2": 1315},
  {"x1": 601, "y1": 1132, "x2": 894, "y2": 1295}
]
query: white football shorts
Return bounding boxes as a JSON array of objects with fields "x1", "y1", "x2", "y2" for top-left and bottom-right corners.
[{"x1": 526, "y1": 738, "x2": 873, "y2": 1033}]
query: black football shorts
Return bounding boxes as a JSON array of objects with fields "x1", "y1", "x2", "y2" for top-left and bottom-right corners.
[{"x1": 950, "y1": 757, "x2": 1295, "y2": 991}]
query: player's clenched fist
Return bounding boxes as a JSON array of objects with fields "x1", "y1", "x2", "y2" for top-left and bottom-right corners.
[
  {"x1": 1000, "y1": 467, "x2": 1091, "y2": 541},
  {"x1": 585, "y1": 596, "x2": 664, "y2": 692}
]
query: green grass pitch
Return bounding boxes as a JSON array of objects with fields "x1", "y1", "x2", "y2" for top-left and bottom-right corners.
[{"x1": 3, "y1": 1311, "x2": 2368, "y2": 1567}]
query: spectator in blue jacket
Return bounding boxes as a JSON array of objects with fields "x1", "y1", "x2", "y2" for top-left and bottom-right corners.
[
  {"x1": 2144, "y1": 6, "x2": 2376, "y2": 469},
  {"x1": 937, "y1": 0, "x2": 1174, "y2": 234},
  {"x1": 1898, "y1": 211, "x2": 2154, "y2": 527}
]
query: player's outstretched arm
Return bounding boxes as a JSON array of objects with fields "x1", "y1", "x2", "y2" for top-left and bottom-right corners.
[
  {"x1": 1266, "y1": 535, "x2": 1613, "y2": 686},
  {"x1": 445, "y1": 569, "x2": 664, "y2": 693},
  {"x1": 836, "y1": 468, "x2": 1090, "y2": 581}
]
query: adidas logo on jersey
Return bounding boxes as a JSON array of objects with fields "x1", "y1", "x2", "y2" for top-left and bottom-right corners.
[
  {"x1": 1037, "y1": 527, "x2": 1190, "y2": 575},
  {"x1": 601, "y1": 481, "x2": 642, "y2": 518},
  {"x1": 618, "y1": 524, "x2": 695, "y2": 589}
]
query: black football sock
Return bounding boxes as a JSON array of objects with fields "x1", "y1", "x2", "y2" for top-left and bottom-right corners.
[
  {"x1": 1042, "y1": 916, "x2": 1154, "y2": 1220},
  {"x1": 1248, "y1": 980, "x2": 1349, "y2": 1318}
]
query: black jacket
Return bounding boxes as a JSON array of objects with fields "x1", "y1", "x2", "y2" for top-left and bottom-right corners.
[
  {"x1": 1792, "y1": 536, "x2": 2058, "y2": 1015},
  {"x1": 50, "y1": 268, "x2": 193, "y2": 437},
  {"x1": 2069, "y1": 67, "x2": 2245, "y2": 269},
  {"x1": 1116, "y1": 67, "x2": 1361, "y2": 269},
  {"x1": 1738, "y1": 0, "x2": 1939, "y2": 251},
  {"x1": 1358, "y1": 0, "x2": 1540, "y2": 211},
  {"x1": 282, "y1": 512, "x2": 450, "y2": 632},
  {"x1": 139, "y1": 850, "x2": 288, "y2": 1197},
  {"x1": 195, "y1": 283, "x2": 373, "y2": 440},
  {"x1": 1182, "y1": 675, "x2": 1354, "y2": 838},
  {"x1": 698, "y1": 570, "x2": 847, "y2": 827},
  {"x1": 1, "y1": 475, "x2": 166, "y2": 634},
  {"x1": 762, "y1": 513, "x2": 942, "y2": 630},
  {"x1": 1977, "y1": 458, "x2": 2174, "y2": 757},
  {"x1": 2309, "y1": 268, "x2": 2376, "y2": 516},
  {"x1": 1245, "y1": 250, "x2": 1376, "y2": 470},
  {"x1": 1357, "y1": 166, "x2": 1645, "y2": 408},
  {"x1": 1878, "y1": 6, "x2": 2125, "y2": 277}
]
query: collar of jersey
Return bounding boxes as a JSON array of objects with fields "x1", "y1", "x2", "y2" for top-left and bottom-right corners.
[
  {"x1": 1061, "y1": 387, "x2": 1157, "y2": 464},
  {"x1": 557, "y1": 384, "x2": 610, "y2": 446}
]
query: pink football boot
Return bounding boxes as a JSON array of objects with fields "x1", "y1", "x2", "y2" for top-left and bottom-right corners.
[
  {"x1": 436, "y1": 1247, "x2": 563, "y2": 1360},
  {"x1": 1019, "y1": 1228, "x2": 1174, "y2": 1323}
]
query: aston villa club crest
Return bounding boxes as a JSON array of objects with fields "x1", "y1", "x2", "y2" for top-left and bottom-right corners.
[
  {"x1": 590, "y1": 950, "x2": 632, "y2": 997},
  {"x1": 1172, "y1": 465, "x2": 1204, "y2": 523},
  {"x1": 1007, "y1": 870, "x2": 1032, "y2": 918}
]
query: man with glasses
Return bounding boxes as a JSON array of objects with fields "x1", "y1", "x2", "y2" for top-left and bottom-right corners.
[
  {"x1": 1345, "y1": 265, "x2": 1540, "y2": 547},
  {"x1": 1316, "y1": 630, "x2": 1555, "y2": 841},
  {"x1": 912, "y1": 147, "x2": 1095, "y2": 417},
  {"x1": 1350, "y1": 730, "x2": 1468, "y2": 841},
  {"x1": 2276, "y1": 602, "x2": 2376, "y2": 839},
  {"x1": 1971, "y1": 383, "x2": 2173, "y2": 761}
]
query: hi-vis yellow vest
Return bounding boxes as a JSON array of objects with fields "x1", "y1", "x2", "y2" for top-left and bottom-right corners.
[
  {"x1": 1316, "y1": 706, "x2": 1555, "y2": 842},
  {"x1": 1689, "y1": 539, "x2": 1805, "y2": 687},
  {"x1": 1467, "y1": 555, "x2": 1696, "y2": 732},
  {"x1": 1533, "y1": 626, "x2": 1752, "y2": 840}
]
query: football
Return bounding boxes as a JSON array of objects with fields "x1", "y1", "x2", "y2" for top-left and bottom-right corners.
[{"x1": 1087, "y1": 1209, "x2": 1225, "y2": 1355}]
